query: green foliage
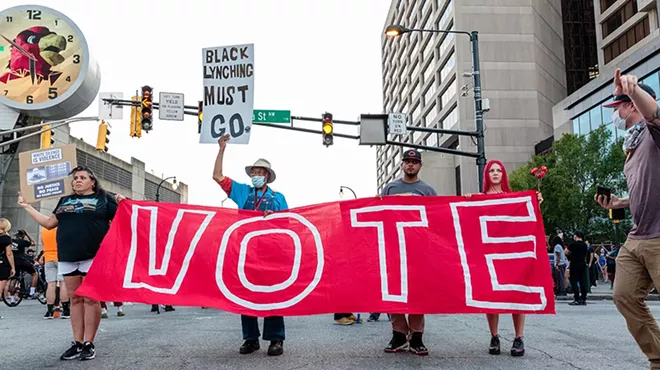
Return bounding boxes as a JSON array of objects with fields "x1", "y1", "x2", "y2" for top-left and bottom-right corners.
[{"x1": 509, "y1": 126, "x2": 630, "y2": 243}]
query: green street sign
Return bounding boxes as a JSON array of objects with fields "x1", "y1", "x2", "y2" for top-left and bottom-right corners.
[{"x1": 253, "y1": 109, "x2": 291, "y2": 124}]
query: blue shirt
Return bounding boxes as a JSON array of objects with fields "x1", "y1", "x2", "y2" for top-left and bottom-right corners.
[{"x1": 228, "y1": 180, "x2": 288, "y2": 212}]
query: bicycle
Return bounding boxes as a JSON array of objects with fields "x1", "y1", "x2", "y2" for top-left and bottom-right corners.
[{"x1": 2, "y1": 265, "x2": 47, "y2": 307}]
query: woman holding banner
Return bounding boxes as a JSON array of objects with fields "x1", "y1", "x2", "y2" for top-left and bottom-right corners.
[
  {"x1": 17, "y1": 166, "x2": 126, "y2": 362},
  {"x1": 466, "y1": 159, "x2": 543, "y2": 357}
]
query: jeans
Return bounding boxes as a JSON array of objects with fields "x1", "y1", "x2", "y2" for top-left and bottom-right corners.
[
  {"x1": 555, "y1": 264, "x2": 567, "y2": 294},
  {"x1": 241, "y1": 315, "x2": 285, "y2": 341}
]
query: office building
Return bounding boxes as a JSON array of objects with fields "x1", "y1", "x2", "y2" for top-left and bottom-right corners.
[
  {"x1": 377, "y1": 0, "x2": 587, "y2": 195},
  {"x1": 553, "y1": 0, "x2": 660, "y2": 143}
]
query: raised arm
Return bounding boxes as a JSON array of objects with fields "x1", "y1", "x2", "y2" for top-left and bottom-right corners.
[
  {"x1": 212, "y1": 134, "x2": 230, "y2": 183},
  {"x1": 17, "y1": 192, "x2": 58, "y2": 230},
  {"x1": 614, "y1": 68, "x2": 660, "y2": 126}
]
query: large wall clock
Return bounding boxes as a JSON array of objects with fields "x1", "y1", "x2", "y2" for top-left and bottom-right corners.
[{"x1": 0, "y1": 5, "x2": 100, "y2": 120}]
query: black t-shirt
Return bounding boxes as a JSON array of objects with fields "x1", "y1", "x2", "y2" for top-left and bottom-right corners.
[
  {"x1": 0, "y1": 234, "x2": 11, "y2": 261},
  {"x1": 52, "y1": 192, "x2": 117, "y2": 262},
  {"x1": 568, "y1": 240, "x2": 588, "y2": 267},
  {"x1": 11, "y1": 238, "x2": 30, "y2": 259}
]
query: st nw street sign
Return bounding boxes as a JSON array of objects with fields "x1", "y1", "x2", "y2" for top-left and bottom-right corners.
[{"x1": 253, "y1": 109, "x2": 291, "y2": 124}]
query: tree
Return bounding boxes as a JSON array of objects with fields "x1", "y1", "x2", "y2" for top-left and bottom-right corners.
[{"x1": 509, "y1": 126, "x2": 631, "y2": 243}]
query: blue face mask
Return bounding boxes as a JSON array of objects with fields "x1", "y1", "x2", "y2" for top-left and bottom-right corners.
[{"x1": 251, "y1": 176, "x2": 266, "y2": 188}]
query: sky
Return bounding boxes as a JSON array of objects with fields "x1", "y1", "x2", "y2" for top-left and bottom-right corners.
[{"x1": 2, "y1": 0, "x2": 389, "y2": 208}]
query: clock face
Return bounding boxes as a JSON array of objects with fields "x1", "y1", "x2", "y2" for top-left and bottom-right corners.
[{"x1": 0, "y1": 6, "x2": 87, "y2": 109}]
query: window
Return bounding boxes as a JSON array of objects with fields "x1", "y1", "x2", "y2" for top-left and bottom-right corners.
[
  {"x1": 423, "y1": 37, "x2": 434, "y2": 60},
  {"x1": 441, "y1": 79, "x2": 457, "y2": 108},
  {"x1": 412, "y1": 80, "x2": 421, "y2": 99},
  {"x1": 424, "y1": 12, "x2": 433, "y2": 30},
  {"x1": 604, "y1": 16, "x2": 650, "y2": 64},
  {"x1": 602, "y1": 0, "x2": 638, "y2": 38},
  {"x1": 438, "y1": 0, "x2": 453, "y2": 30},
  {"x1": 413, "y1": 130, "x2": 423, "y2": 144},
  {"x1": 427, "y1": 132, "x2": 439, "y2": 147},
  {"x1": 410, "y1": 39, "x2": 419, "y2": 59},
  {"x1": 425, "y1": 103, "x2": 438, "y2": 126},
  {"x1": 573, "y1": 119, "x2": 581, "y2": 135},
  {"x1": 442, "y1": 107, "x2": 458, "y2": 129},
  {"x1": 589, "y1": 105, "x2": 603, "y2": 129},
  {"x1": 439, "y1": 26, "x2": 454, "y2": 57},
  {"x1": 424, "y1": 81, "x2": 437, "y2": 106},
  {"x1": 605, "y1": 123, "x2": 617, "y2": 144},
  {"x1": 411, "y1": 61, "x2": 420, "y2": 78},
  {"x1": 400, "y1": 99, "x2": 408, "y2": 113},
  {"x1": 440, "y1": 52, "x2": 456, "y2": 81},
  {"x1": 578, "y1": 112, "x2": 590, "y2": 134},
  {"x1": 641, "y1": 72, "x2": 660, "y2": 99},
  {"x1": 412, "y1": 103, "x2": 422, "y2": 124},
  {"x1": 600, "y1": 0, "x2": 617, "y2": 13},
  {"x1": 401, "y1": 80, "x2": 409, "y2": 99},
  {"x1": 423, "y1": 61, "x2": 435, "y2": 83}
]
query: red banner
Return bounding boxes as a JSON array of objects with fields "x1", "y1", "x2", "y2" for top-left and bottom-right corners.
[{"x1": 77, "y1": 191, "x2": 555, "y2": 316}]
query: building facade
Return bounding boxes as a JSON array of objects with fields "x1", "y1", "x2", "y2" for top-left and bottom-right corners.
[
  {"x1": 377, "y1": 0, "x2": 570, "y2": 195},
  {"x1": 553, "y1": 0, "x2": 660, "y2": 141},
  {"x1": 0, "y1": 122, "x2": 188, "y2": 250}
]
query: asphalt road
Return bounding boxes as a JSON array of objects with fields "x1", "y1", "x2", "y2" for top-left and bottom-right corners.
[{"x1": 0, "y1": 300, "x2": 656, "y2": 370}]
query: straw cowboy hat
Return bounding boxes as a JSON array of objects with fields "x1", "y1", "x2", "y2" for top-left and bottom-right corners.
[{"x1": 245, "y1": 158, "x2": 277, "y2": 184}]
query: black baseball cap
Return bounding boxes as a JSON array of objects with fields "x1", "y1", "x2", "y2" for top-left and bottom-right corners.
[
  {"x1": 402, "y1": 149, "x2": 422, "y2": 162},
  {"x1": 602, "y1": 83, "x2": 657, "y2": 108}
]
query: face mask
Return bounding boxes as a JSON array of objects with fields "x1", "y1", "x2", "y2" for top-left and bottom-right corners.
[
  {"x1": 612, "y1": 106, "x2": 631, "y2": 131},
  {"x1": 251, "y1": 176, "x2": 266, "y2": 188}
]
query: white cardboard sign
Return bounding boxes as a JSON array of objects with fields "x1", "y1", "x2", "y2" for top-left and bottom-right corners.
[{"x1": 200, "y1": 43, "x2": 255, "y2": 144}]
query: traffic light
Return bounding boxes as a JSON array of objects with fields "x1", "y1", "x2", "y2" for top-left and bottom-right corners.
[
  {"x1": 40, "y1": 124, "x2": 55, "y2": 149},
  {"x1": 95, "y1": 120, "x2": 110, "y2": 152},
  {"x1": 322, "y1": 112, "x2": 333, "y2": 146},
  {"x1": 141, "y1": 85, "x2": 153, "y2": 132},
  {"x1": 130, "y1": 95, "x2": 142, "y2": 138},
  {"x1": 198, "y1": 101, "x2": 203, "y2": 134}
]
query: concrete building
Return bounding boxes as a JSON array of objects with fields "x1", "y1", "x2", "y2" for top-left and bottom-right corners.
[
  {"x1": 0, "y1": 121, "x2": 188, "y2": 250},
  {"x1": 553, "y1": 0, "x2": 660, "y2": 141},
  {"x1": 377, "y1": 0, "x2": 580, "y2": 195}
]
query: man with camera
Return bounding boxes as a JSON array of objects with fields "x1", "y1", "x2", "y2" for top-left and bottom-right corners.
[{"x1": 595, "y1": 68, "x2": 660, "y2": 369}]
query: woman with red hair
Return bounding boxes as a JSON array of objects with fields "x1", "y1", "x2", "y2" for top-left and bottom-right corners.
[{"x1": 466, "y1": 159, "x2": 543, "y2": 357}]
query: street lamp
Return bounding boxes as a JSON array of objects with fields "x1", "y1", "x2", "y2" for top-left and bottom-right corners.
[
  {"x1": 339, "y1": 186, "x2": 357, "y2": 199},
  {"x1": 385, "y1": 24, "x2": 487, "y2": 192},
  {"x1": 155, "y1": 176, "x2": 177, "y2": 202}
]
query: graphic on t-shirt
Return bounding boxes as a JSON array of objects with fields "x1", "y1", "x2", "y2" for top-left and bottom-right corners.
[{"x1": 56, "y1": 197, "x2": 100, "y2": 214}]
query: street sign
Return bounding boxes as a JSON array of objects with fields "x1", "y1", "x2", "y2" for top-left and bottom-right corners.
[
  {"x1": 388, "y1": 113, "x2": 407, "y2": 135},
  {"x1": 158, "y1": 92, "x2": 185, "y2": 121},
  {"x1": 98, "y1": 92, "x2": 124, "y2": 120},
  {"x1": 253, "y1": 109, "x2": 291, "y2": 124}
]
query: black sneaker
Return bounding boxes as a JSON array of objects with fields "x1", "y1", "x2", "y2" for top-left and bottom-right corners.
[
  {"x1": 489, "y1": 335, "x2": 501, "y2": 355},
  {"x1": 239, "y1": 340, "x2": 260, "y2": 354},
  {"x1": 80, "y1": 341, "x2": 96, "y2": 361},
  {"x1": 568, "y1": 300, "x2": 581, "y2": 306},
  {"x1": 367, "y1": 313, "x2": 380, "y2": 322},
  {"x1": 408, "y1": 332, "x2": 428, "y2": 356},
  {"x1": 384, "y1": 331, "x2": 408, "y2": 353},
  {"x1": 60, "y1": 341, "x2": 83, "y2": 360},
  {"x1": 267, "y1": 341, "x2": 284, "y2": 356},
  {"x1": 44, "y1": 311, "x2": 54, "y2": 320},
  {"x1": 61, "y1": 309, "x2": 71, "y2": 319},
  {"x1": 164, "y1": 305, "x2": 175, "y2": 312},
  {"x1": 579, "y1": 300, "x2": 588, "y2": 306},
  {"x1": 511, "y1": 337, "x2": 525, "y2": 357}
]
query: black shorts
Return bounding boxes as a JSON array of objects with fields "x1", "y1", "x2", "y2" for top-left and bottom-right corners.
[
  {"x1": 0, "y1": 259, "x2": 11, "y2": 280},
  {"x1": 607, "y1": 264, "x2": 616, "y2": 274},
  {"x1": 15, "y1": 259, "x2": 35, "y2": 275}
]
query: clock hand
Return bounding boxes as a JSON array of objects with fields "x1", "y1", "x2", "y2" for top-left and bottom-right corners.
[
  {"x1": 29, "y1": 59, "x2": 35, "y2": 85},
  {"x1": 0, "y1": 33, "x2": 37, "y2": 61}
]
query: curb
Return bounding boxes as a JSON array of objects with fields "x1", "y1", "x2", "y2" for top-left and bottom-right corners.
[{"x1": 556, "y1": 294, "x2": 659, "y2": 301}]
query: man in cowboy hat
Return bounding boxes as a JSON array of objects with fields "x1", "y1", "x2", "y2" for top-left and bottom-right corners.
[
  {"x1": 380, "y1": 148, "x2": 436, "y2": 356},
  {"x1": 212, "y1": 133, "x2": 288, "y2": 356}
]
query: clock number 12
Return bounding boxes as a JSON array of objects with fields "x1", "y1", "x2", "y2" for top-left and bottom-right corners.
[{"x1": 27, "y1": 10, "x2": 42, "y2": 20}]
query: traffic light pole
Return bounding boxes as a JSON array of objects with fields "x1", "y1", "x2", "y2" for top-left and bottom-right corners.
[{"x1": 0, "y1": 116, "x2": 100, "y2": 148}]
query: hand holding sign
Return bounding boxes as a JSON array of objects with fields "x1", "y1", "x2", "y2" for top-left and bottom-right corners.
[
  {"x1": 218, "y1": 134, "x2": 230, "y2": 150},
  {"x1": 17, "y1": 191, "x2": 28, "y2": 208}
]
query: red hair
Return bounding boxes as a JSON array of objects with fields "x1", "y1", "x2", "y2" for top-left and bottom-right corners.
[{"x1": 483, "y1": 159, "x2": 512, "y2": 193}]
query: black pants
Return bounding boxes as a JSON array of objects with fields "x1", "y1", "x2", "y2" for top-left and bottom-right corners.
[{"x1": 570, "y1": 264, "x2": 588, "y2": 301}]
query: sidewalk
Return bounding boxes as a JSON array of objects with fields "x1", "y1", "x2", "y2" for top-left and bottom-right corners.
[{"x1": 555, "y1": 281, "x2": 660, "y2": 301}]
